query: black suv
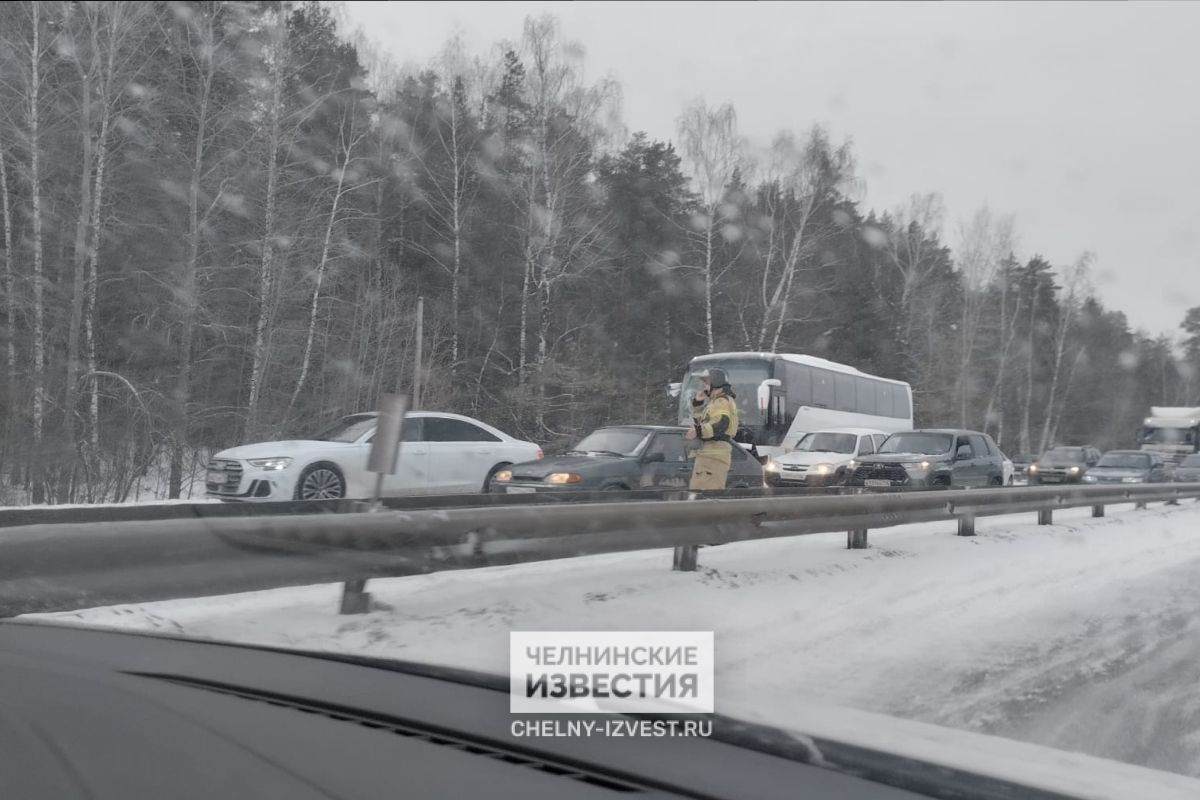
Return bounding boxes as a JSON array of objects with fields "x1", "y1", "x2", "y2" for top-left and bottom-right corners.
[
  {"x1": 1028, "y1": 445, "x2": 1101, "y2": 484},
  {"x1": 847, "y1": 429, "x2": 1007, "y2": 489}
]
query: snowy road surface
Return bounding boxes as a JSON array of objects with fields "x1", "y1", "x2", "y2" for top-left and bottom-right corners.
[{"x1": 28, "y1": 500, "x2": 1200, "y2": 779}]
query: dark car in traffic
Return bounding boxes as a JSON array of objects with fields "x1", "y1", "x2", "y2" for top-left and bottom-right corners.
[
  {"x1": 1082, "y1": 450, "x2": 1171, "y2": 485},
  {"x1": 491, "y1": 425, "x2": 764, "y2": 493},
  {"x1": 846, "y1": 429, "x2": 1007, "y2": 489},
  {"x1": 1174, "y1": 453, "x2": 1200, "y2": 482},
  {"x1": 1009, "y1": 453, "x2": 1036, "y2": 481},
  {"x1": 1028, "y1": 445, "x2": 1101, "y2": 485}
]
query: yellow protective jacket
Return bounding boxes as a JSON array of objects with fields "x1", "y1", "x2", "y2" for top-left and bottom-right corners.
[{"x1": 690, "y1": 387, "x2": 740, "y2": 465}]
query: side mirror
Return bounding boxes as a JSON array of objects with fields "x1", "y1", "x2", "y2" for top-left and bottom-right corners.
[
  {"x1": 956, "y1": 445, "x2": 973, "y2": 461},
  {"x1": 757, "y1": 378, "x2": 782, "y2": 413},
  {"x1": 643, "y1": 452, "x2": 666, "y2": 464}
]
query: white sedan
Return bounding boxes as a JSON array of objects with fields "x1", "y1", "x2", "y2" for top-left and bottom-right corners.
[{"x1": 205, "y1": 411, "x2": 542, "y2": 501}]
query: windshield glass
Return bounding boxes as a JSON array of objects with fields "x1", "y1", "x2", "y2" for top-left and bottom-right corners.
[
  {"x1": 1140, "y1": 427, "x2": 1196, "y2": 445},
  {"x1": 677, "y1": 359, "x2": 770, "y2": 428},
  {"x1": 1042, "y1": 448, "x2": 1086, "y2": 463},
  {"x1": 1096, "y1": 453, "x2": 1151, "y2": 469},
  {"x1": 310, "y1": 415, "x2": 377, "y2": 443},
  {"x1": 9, "y1": 1, "x2": 1200, "y2": 791},
  {"x1": 793, "y1": 432, "x2": 857, "y2": 454},
  {"x1": 570, "y1": 429, "x2": 649, "y2": 456},
  {"x1": 878, "y1": 433, "x2": 954, "y2": 455}
]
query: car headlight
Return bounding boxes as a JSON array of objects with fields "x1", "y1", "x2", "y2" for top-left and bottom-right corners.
[
  {"x1": 1122, "y1": 476, "x2": 1143, "y2": 484},
  {"x1": 765, "y1": 460, "x2": 780, "y2": 473},
  {"x1": 1028, "y1": 464, "x2": 1039, "y2": 473},
  {"x1": 1083, "y1": 475, "x2": 1097, "y2": 483},
  {"x1": 247, "y1": 457, "x2": 292, "y2": 471},
  {"x1": 847, "y1": 459, "x2": 859, "y2": 471},
  {"x1": 1069, "y1": 466, "x2": 1080, "y2": 474},
  {"x1": 904, "y1": 460, "x2": 932, "y2": 474},
  {"x1": 494, "y1": 469, "x2": 513, "y2": 482},
  {"x1": 545, "y1": 472, "x2": 582, "y2": 485},
  {"x1": 810, "y1": 463, "x2": 835, "y2": 475}
]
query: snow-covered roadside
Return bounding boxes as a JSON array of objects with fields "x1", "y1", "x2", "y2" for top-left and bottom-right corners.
[{"x1": 27, "y1": 500, "x2": 1200, "y2": 778}]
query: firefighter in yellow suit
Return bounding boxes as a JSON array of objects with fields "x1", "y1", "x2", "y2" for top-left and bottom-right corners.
[{"x1": 685, "y1": 368, "x2": 740, "y2": 491}]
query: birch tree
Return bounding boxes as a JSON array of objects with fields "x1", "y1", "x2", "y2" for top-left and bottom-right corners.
[
  {"x1": 954, "y1": 206, "x2": 1014, "y2": 427},
  {"x1": 980, "y1": 255, "x2": 1024, "y2": 444},
  {"x1": 0, "y1": 141, "x2": 13, "y2": 460},
  {"x1": 1038, "y1": 254, "x2": 1092, "y2": 453},
  {"x1": 750, "y1": 126, "x2": 855, "y2": 351},
  {"x1": 676, "y1": 99, "x2": 741, "y2": 351},
  {"x1": 161, "y1": 2, "x2": 251, "y2": 498},
  {"x1": 517, "y1": 16, "x2": 614, "y2": 430},
  {"x1": 244, "y1": 5, "x2": 288, "y2": 436},
  {"x1": 286, "y1": 101, "x2": 373, "y2": 421},
  {"x1": 61, "y1": 2, "x2": 152, "y2": 496}
]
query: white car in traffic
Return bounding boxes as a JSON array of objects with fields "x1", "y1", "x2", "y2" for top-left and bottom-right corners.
[
  {"x1": 764, "y1": 427, "x2": 891, "y2": 487},
  {"x1": 205, "y1": 412, "x2": 542, "y2": 501}
]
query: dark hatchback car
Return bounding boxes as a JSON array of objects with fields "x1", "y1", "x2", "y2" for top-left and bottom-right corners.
[
  {"x1": 1082, "y1": 450, "x2": 1171, "y2": 485},
  {"x1": 491, "y1": 425, "x2": 763, "y2": 493},
  {"x1": 1028, "y1": 445, "x2": 1101, "y2": 485},
  {"x1": 1174, "y1": 453, "x2": 1200, "y2": 482},
  {"x1": 846, "y1": 429, "x2": 1007, "y2": 489}
]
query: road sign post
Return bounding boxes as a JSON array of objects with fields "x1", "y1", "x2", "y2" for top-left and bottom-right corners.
[{"x1": 341, "y1": 394, "x2": 407, "y2": 614}]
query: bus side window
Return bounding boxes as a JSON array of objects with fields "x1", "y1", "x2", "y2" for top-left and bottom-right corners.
[
  {"x1": 812, "y1": 368, "x2": 834, "y2": 409},
  {"x1": 783, "y1": 362, "x2": 812, "y2": 414},
  {"x1": 834, "y1": 372, "x2": 856, "y2": 413},
  {"x1": 876, "y1": 383, "x2": 892, "y2": 417},
  {"x1": 856, "y1": 377, "x2": 875, "y2": 415}
]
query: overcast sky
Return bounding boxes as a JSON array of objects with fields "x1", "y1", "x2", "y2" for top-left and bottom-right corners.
[{"x1": 340, "y1": 1, "x2": 1199, "y2": 338}]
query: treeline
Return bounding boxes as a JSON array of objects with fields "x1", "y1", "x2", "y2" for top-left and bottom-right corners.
[{"x1": 0, "y1": 2, "x2": 1196, "y2": 503}]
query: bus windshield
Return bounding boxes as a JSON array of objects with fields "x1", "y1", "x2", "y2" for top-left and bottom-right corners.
[{"x1": 677, "y1": 359, "x2": 771, "y2": 427}]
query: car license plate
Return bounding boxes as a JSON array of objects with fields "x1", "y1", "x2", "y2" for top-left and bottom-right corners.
[
  {"x1": 206, "y1": 470, "x2": 226, "y2": 484},
  {"x1": 1042, "y1": 476, "x2": 1061, "y2": 483},
  {"x1": 506, "y1": 486, "x2": 536, "y2": 494},
  {"x1": 865, "y1": 479, "x2": 892, "y2": 488}
]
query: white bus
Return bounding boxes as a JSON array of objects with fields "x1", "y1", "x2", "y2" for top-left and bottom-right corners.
[{"x1": 674, "y1": 352, "x2": 913, "y2": 458}]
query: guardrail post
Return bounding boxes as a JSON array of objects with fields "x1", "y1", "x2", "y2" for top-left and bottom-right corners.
[
  {"x1": 957, "y1": 514, "x2": 976, "y2": 537},
  {"x1": 847, "y1": 528, "x2": 868, "y2": 549},
  {"x1": 1092, "y1": 505, "x2": 1105, "y2": 518},
  {"x1": 339, "y1": 578, "x2": 371, "y2": 614},
  {"x1": 1037, "y1": 509, "x2": 1053, "y2": 526},
  {"x1": 673, "y1": 545, "x2": 699, "y2": 572}
]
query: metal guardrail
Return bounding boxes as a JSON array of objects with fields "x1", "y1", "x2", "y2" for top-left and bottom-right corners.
[
  {"x1": 0, "y1": 485, "x2": 845, "y2": 528},
  {"x1": 2, "y1": 483, "x2": 1199, "y2": 616}
]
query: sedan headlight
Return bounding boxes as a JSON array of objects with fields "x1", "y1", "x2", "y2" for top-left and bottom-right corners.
[
  {"x1": 1028, "y1": 464, "x2": 1039, "y2": 473},
  {"x1": 809, "y1": 463, "x2": 835, "y2": 476},
  {"x1": 1122, "y1": 476, "x2": 1143, "y2": 484},
  {"x1": 1069, "y1": 466, "x2": 1081, "y2": 474},
  {"x1": 545, "y1": 472, "x2": 582, "y2": 485},
  {"x1": 247, "y1": 457, "x2": 292, "y2": 471},
  {"x1": 494, "y1": 469, "x2": 513, "y2": 482},
  {"x1": 764, "y1": 460, "x2": 780, "y2": 473},
  {"x1": 1083, "y1": 475, "x2": 1098, "y2": 483}
]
